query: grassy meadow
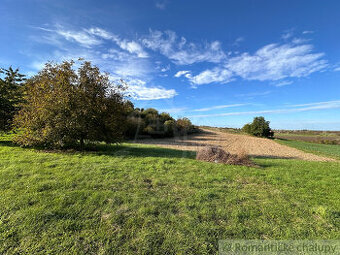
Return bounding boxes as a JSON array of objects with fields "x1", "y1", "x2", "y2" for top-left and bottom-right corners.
[{"x1": 1, "y1": 135, "x2": 340, "y2": 254}]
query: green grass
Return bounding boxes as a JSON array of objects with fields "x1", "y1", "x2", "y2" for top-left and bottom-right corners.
[
  {"x1": 1, "y1": 138, "x2": 340, "y2": 254},
  {"x1": 277, "y1": 139, "x2": 340, "y2": 160}
]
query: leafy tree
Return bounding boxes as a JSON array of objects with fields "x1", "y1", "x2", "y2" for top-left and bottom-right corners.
[
  {"x1": 242, "y1": 116, "x2": 274, "y2": 138},
  {"x1": 175, "y1": 117, "x2": 195, "y2": 135},
  {"x1": 14, "y1": 60, "x2": 127, "y2": 149},
  {"x1": 0, "y1": 67, "x2": 25, "y2": 131}
]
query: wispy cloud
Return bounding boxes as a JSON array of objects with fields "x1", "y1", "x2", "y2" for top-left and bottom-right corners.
[
  {"x1": 174, "y1": 70, "x2": 190, "y2": 77},
  {"x1": 273, "y1": 80, "x2": 293, "y2": 87},
  {"x1": 157, "y1": 107, "x2": 187, "y2": 114},
  {"x1": 184, "y1": 68, "x2": 234, "y2": 86},
  {"x1": 182, "y1": 42, "x2": 327, "y2": 85},
  {"x1": 155, "y1": 0, "x2": 168, "y2": 10},
  {"x1": 233, "y1": 37, "x2": 244, "y2": 46},
  {"x1": 54, "y1": 26, "x2": 102, "y2": 47},
  {"x1": 86, "y1": 27, "x2": 148, "y2": 58},
  {"x1": 227, "y1": 43, "x2": 327, "y2": 80},
  {"x1": 302, "y1": 30, "x2": 314, "y2": 34},
  {"x1": 281, "y1": 29, "x2": 294, "y2": 40},
  {"x1": 189, "y1": 100, "x2": 340, "y2": 118},
  {"x1": 288, "y1": 100, "x2": 340, "y2": 107},
  {"x1": 235, "y1": 91, "x2": 272, "y2": 98},
  {"x1": 141, "y1": 30, "x2": 226, "y2": 65},
  {"x1": 192, "y1": 104, "x2": 247, "y2": 112},
  {"x1": 122, "y1": 78, "x2": 177, "y2": 100},
  {"x1": 31, "y1": 25, "x2": 176, "y2": 101}
]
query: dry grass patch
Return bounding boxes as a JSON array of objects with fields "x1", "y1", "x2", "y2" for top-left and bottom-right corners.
[{"x1": 196, "y1": 146, "x2": 255, "y2": 167}]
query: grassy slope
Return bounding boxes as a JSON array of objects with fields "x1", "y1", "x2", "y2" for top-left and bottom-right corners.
[
  {"x1": 1, "y1": 140, "x2": 340, "y2": 254},
  {"x1": 277, "y1": 139, "x2": 340, "y2": 160}
]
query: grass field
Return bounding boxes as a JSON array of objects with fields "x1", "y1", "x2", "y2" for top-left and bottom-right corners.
[
  {"x1": 1, "y1": 136, "x2": 340, "y2": 254},
  {"x1": 277, "y1": 139, "x2": 340, "y2": 160}
]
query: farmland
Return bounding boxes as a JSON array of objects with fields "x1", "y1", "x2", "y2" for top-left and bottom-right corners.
[
  {"x1": 1, "y1": 131, "x2": 339, "y2": 254},
  {"x1": 275, "y1": 130, "x2": 340, "y2": 145}
]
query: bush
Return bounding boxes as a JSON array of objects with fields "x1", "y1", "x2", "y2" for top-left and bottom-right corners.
[
  {"x1": 124, "y1": 108, "x2": 196, "y2": 139},
  {"x1": 242, "y1": 116, "x2": 274, "y2": 138}
]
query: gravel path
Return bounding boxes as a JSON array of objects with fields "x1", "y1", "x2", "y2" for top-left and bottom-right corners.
[{"x1": 135, "y1": 128, "x2": 334, "y2": 161}]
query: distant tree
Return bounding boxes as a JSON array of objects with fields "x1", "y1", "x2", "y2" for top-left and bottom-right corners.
[
  {"x1": 175, "y1": 117, "x2": 195, "y2": 135},
  {"x1": 242, "y1": 116, "x2": 274, "y2": 138},
  {"x1": 14, "y1": 60, "x2": 127, "y2": 148},
  {"x1": 0, "y1": 67, "x2": 25, "y2": 131}
]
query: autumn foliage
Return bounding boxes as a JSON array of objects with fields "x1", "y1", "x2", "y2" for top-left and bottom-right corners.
[{"x1": 14, "y1": 61, "x2": 128, "y2": 148}]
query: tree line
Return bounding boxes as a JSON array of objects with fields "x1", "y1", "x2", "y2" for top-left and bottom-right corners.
[{"x1": 0, "y1": 60, "x2": 196, "y2": 149}]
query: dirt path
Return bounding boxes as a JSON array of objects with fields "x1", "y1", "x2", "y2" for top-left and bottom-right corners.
[{"x1": 135, "y1": 128, "x2": 334, "y2": 161}]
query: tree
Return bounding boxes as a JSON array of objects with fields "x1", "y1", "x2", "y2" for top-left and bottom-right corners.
[
  {"x1": 0, "y1": 67, "x2": 25, "y2": 131},
  {"x1": 176, "y1": 117, "x2": 194, "y2": 135},
  {"x1": 14, "y1": 60, "x2": 127, "y2": 149},
  {"x1": 242, "y1": 116, "x2": 274, "y2": 138}
]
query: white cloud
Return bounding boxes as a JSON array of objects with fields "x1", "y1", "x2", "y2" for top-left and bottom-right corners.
[
  {"x1": 288, "y1": 100, "x2": 340, "y2": 107},
  {"x1": 192, "y1": 104, "x2": 247, "y2": 112},
  {"x1": 113, "y1": 39, "x2": 148, "y2": 58},
  {"x1": 189, "y1": 100, "x2": 340, "y2": 118},
  {"x1": 235, "y1": 91, "x2": 272, "y2": 97},
  {"x1": 85, "y1": 27, "x2": 115, "y2": 40},
  {"x1": 55, "y1": 27, "x2": 102, "y2": 47},
  {"x1": 227, "y1": 43, "x2": 327, "y2": 81},
  {"x1": 174, "y1": 70, "x2": 190, "y2": 77},
  {"x1": 160, "y1": 65, "x2": 170, "y2": 72},
  {"x1": 141, "y1": 30, "x2": 226, "y2": 65},
  {"x1": 182, "y1": 42, "x2": 327, "y2": 85},
  {"x1": 291, "y1": 38, "x2": 310, "y2": 44},
  {"x1": 122, "y1": 78, "x2": 177, "y2": 100},
  {"x1": 273, "y1": 80, "x2": 293, "y2": 87},
  {"x1": 86, "y1": 27, "x2": 148, "y2": 58},
  {"x1": 31, "y1": 26, "x2": 176, "y2": 101},
  {"x1": 302, "y1": 30, "x2": 314, "y2": 34},
  {"x1": 157, "y1": 107, "x2": 187, "y2": 114},
  {"x1": 185, "y1": 68, "x2": 233, "y2": 85}
]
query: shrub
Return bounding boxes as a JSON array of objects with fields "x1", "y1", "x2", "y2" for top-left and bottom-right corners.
[
  {"x1": 242, "y1": 116, "x2": 274, "y2": 138},
  {"x1": 123, "y1": 108, "x2": 196, "y2": 139}
]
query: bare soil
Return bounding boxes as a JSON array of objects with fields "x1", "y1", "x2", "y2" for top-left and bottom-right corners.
[{"x1": 135, "y1": 128, "x2": 335, "y2": 161}]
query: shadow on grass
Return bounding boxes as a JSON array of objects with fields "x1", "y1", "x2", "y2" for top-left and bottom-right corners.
[
  {"x1": 0, "y1": 140, "x2": 18, "y2": 147},
  {"x1": 274, "y1": 137, "x2": 289, "y2": 141},
  {"x1": 0, "y1": 139, "x2": 196, "y2": 160},
  {"x1": 91, "y1": 143, "x2": 196, "y2": 159},
  {"x1": 250, "y1": 154, "x2": 298, "y2": 160}
]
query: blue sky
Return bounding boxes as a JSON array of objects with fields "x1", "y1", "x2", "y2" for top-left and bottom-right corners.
[{"x1": 1, "y1": 0, "x2": 340, "y2": 130}]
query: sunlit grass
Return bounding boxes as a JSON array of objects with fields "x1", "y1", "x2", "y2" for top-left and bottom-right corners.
[
  {"x1": 1, "y1": 137, "x2": 339, "y2": 254},
  {"x1": 277, "y1": 139, "x2": 340, "y2": 160}
]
